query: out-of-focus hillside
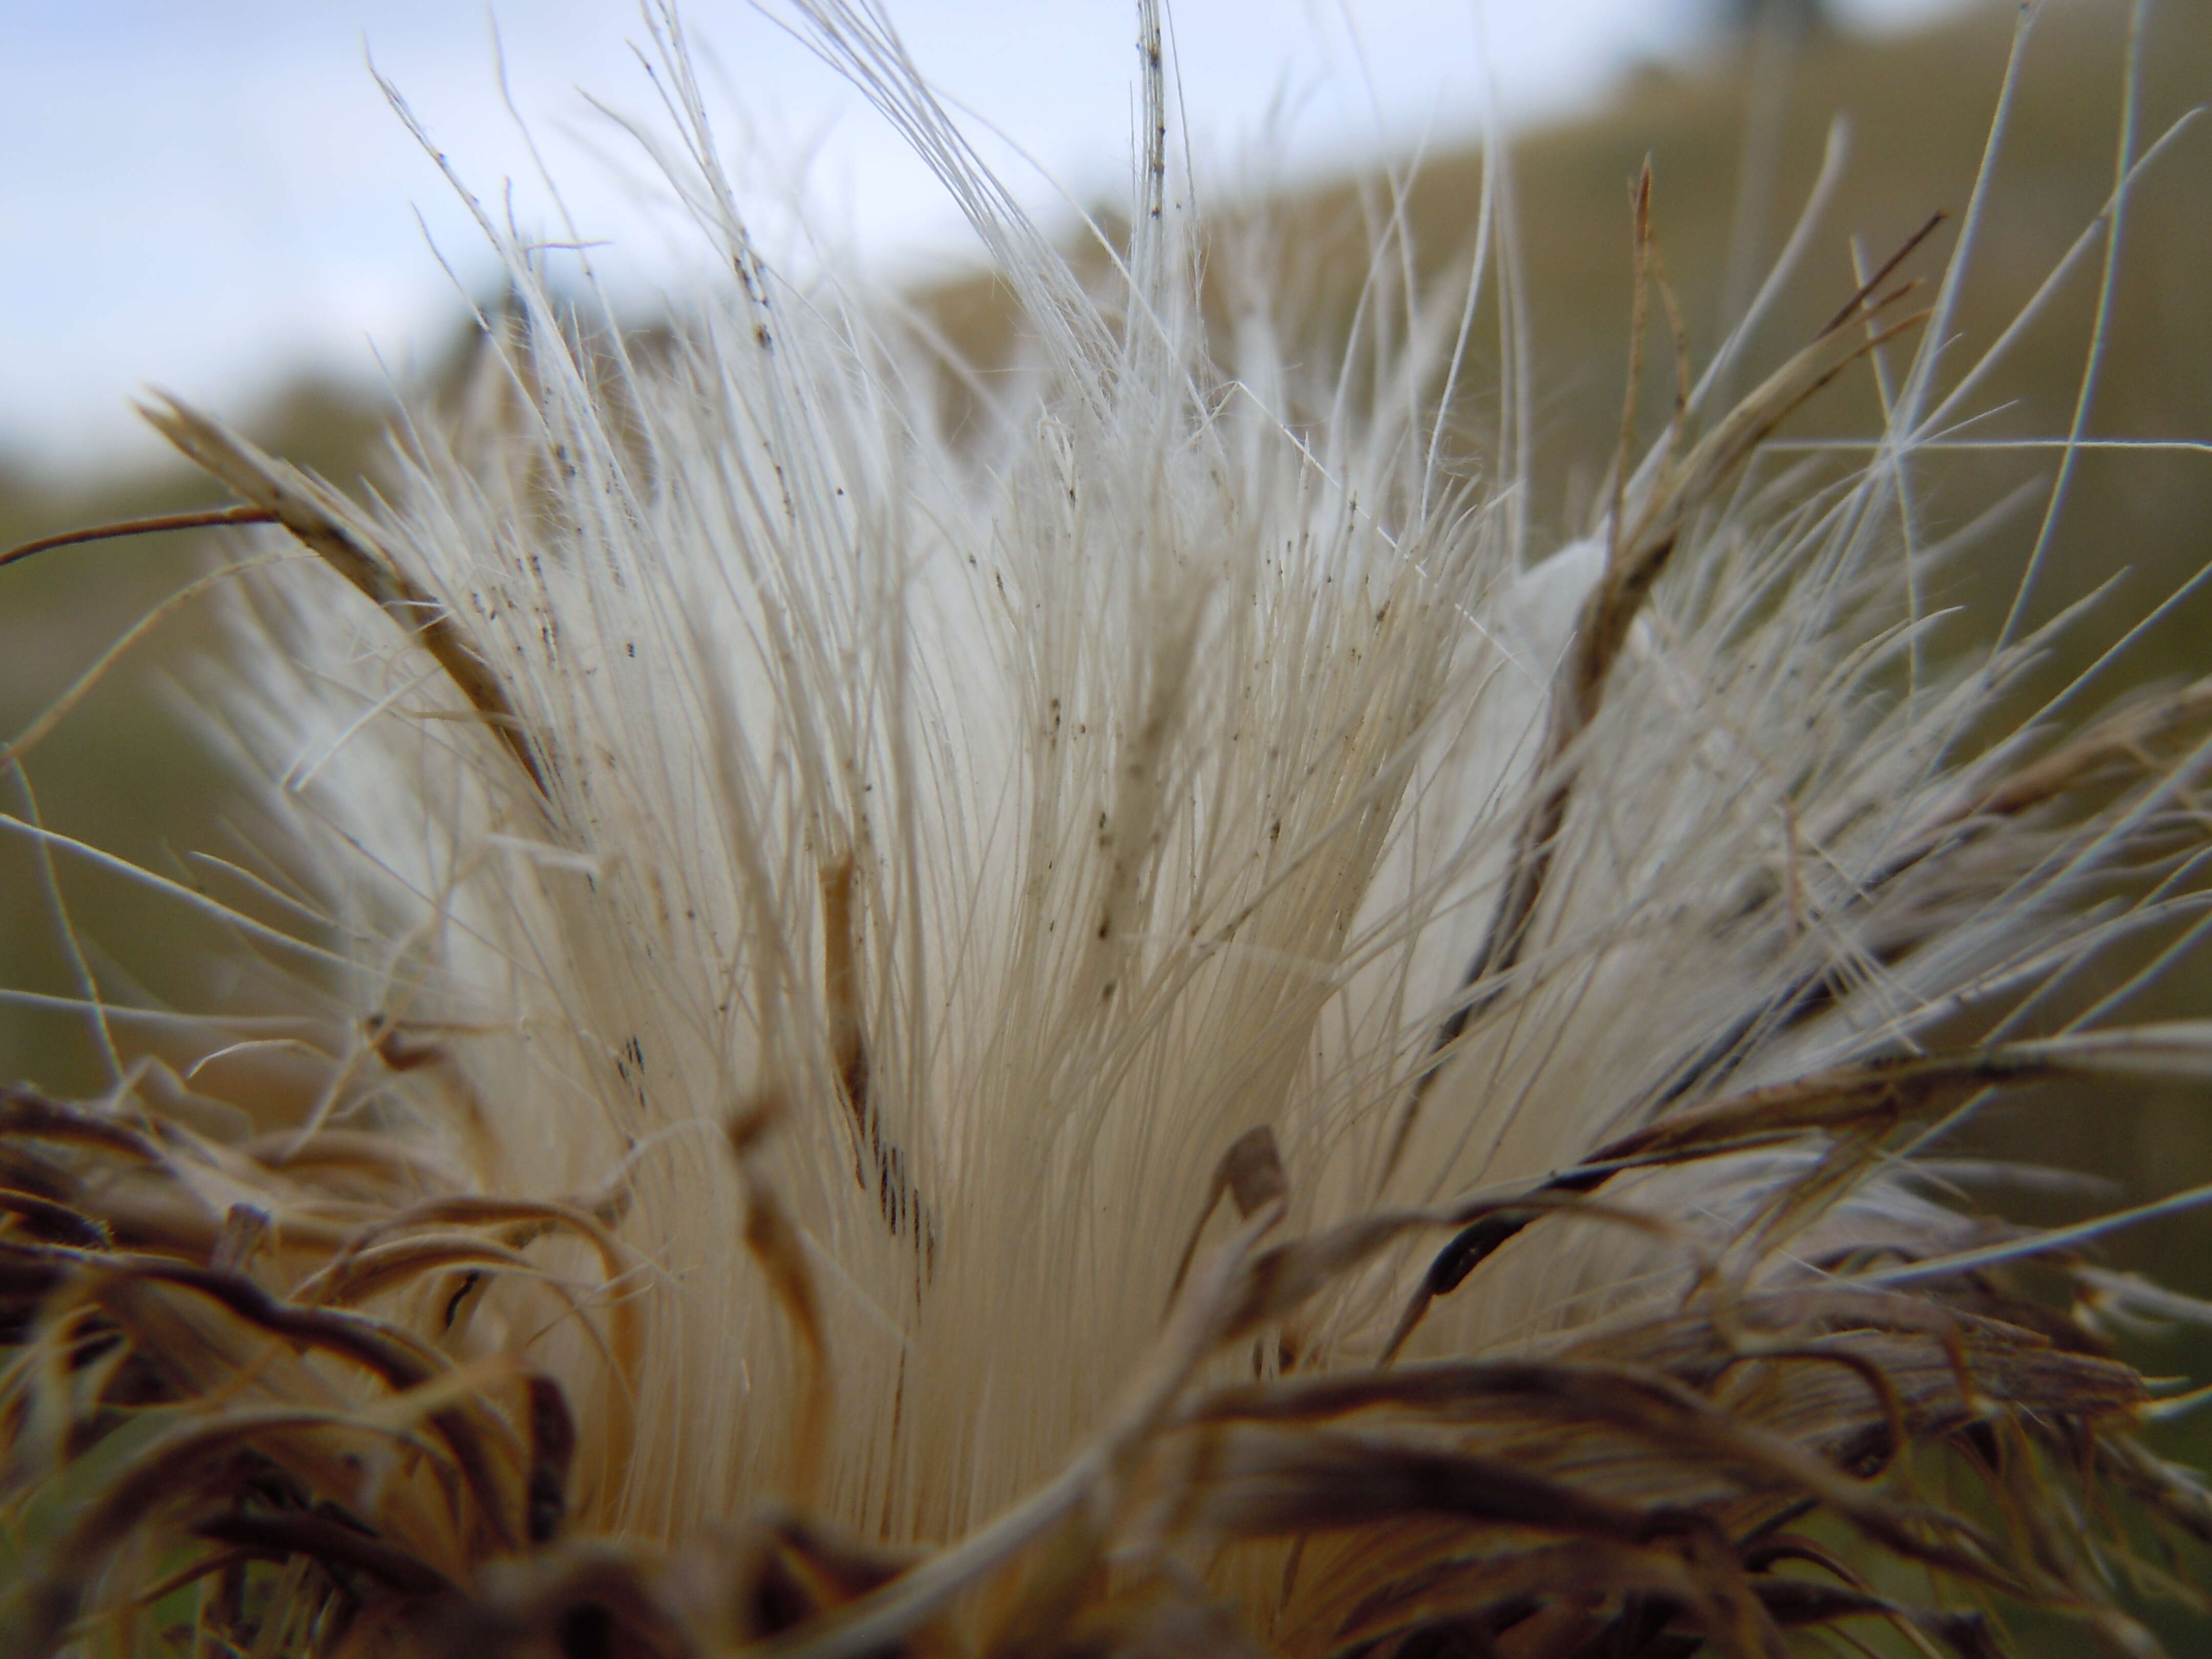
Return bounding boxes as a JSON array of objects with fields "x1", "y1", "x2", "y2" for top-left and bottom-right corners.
[{"x1": 0, "y1": 376, "x2": 398, "y2": 1096}]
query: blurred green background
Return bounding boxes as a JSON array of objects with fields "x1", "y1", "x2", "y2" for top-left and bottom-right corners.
[{"x1": 2, "y1": 0, "x2": 2209, "y2": 1645}]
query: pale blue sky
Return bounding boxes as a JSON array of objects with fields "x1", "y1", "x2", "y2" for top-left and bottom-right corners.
[{"x1": 0, "y1": 0, "x2": 1971, "y2": 473}]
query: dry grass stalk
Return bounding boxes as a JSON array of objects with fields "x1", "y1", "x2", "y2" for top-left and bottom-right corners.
[{"x1": 2, "y1": 3, "x2": 2210, "y2": 1656}]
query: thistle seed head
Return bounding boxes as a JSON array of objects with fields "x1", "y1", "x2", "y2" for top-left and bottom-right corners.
[{"x1": 3, "y1": 4, "x2": 2209, "y2": 1656}]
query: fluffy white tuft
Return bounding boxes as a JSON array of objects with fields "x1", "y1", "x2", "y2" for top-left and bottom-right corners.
[{"x1": 8, "y1": 4, "x2": 2210, "y2": 1652}]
